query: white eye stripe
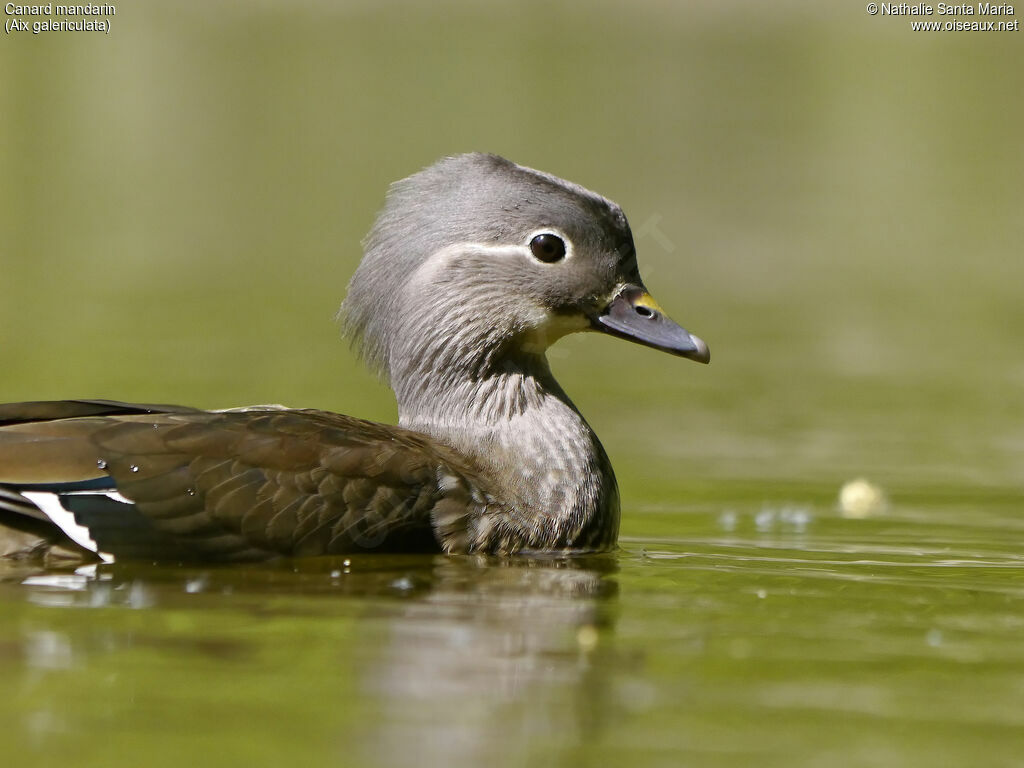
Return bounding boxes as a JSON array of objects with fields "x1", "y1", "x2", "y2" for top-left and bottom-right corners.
[
  {"x1": 410, "y1": 242, "x2": 526, "y2": 283},
  {"x1": 412, "y1": 233, "x2": 575, "y2": 283}
]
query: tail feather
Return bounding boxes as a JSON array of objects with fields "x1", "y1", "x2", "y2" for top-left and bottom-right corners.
[{"x1": 0, "y1": 485, "x2": 100, "y2": 561}]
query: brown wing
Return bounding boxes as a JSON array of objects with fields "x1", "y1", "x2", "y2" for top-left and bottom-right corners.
[{"x1": 0, "y1": 404, "x2": 495, "y2": 562}]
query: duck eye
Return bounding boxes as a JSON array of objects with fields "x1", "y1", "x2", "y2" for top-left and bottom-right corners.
[{"x1": 529, "y1": 233, "x2": 566, "y2": 263}]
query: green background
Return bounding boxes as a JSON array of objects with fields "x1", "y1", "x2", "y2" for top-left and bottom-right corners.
[{"x1": 2, "y1": 2, "x2": 1023, "y2": 766}]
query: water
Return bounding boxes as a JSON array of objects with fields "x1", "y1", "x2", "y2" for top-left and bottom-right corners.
[
  {"x1": 4, "y1": 498, "x2": 1024, "y2": 768},
  {"x1": 2, "y1": 1, "x2": 1023, "y2": 766}
]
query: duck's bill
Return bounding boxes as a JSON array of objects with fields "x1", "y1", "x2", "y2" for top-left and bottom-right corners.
[{"x1": 591, "y1": 286, "x2": 710, "y2": 363}]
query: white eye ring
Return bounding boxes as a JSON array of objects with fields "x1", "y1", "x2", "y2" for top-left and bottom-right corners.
[{"x1": 526, "y1": 229, "x2": 573, "y2": 264}]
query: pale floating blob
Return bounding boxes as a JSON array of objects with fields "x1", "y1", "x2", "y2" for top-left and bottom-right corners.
[
  {"x1": 391, "y1": 576, "x2": 415, "y2": 592},
  {"x1": 128, "y1": 581, "x2": 155, "y2": 609},
  {"x1": 717, "y1": 509, "x2": 738, "y2": 532},
  {"x1": 838, "y1": 478, "x2": 888, "y2": 518},
  {"x1": 576, "y1": 624, "x2": 599, "y2": 652}
]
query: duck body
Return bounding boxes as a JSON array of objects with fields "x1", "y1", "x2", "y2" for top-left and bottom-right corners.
[{"x1": 0, "y1": 154, "x2": 708, "y2": 564}]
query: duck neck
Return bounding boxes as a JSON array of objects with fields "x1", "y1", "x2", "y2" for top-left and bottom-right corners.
[{"x1": 392, "y1": 349, "x2": 620, "y2": 551}]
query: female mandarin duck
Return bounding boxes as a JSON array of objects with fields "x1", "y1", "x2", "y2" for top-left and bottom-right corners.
[{"x1": 0, "y1": 154, "x2": 708, "y2": 564}]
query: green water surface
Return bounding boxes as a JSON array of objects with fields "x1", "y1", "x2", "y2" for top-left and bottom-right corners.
[{"x1": 4, "y1": 499, "x2": 1024, "y2": 767}]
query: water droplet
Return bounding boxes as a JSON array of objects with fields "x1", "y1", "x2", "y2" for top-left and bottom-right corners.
[
  {"x1": 717, "y1": 509, "x2": 738, "y2": 532},
  {"x1": 129, "y1": 464, "x2": 139, "y2": 473},
  {"x1": 96, "y1": 459, "x2": 108, "y2": 470},
  {"x1": 127, "y1": 581, "x2": 154, "y2": 609}
]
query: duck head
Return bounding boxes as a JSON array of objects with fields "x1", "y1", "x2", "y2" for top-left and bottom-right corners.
[{"x1": 341, "y1": 154, "x2": 708, "y2": 399}]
